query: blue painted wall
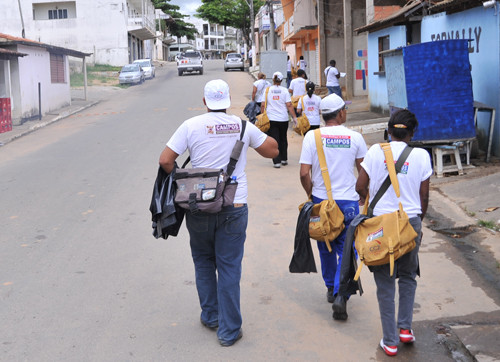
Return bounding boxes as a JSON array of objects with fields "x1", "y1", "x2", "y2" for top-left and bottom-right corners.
[
  {"x1": 421, "y1": 6, "x2": 500, "y2": 155},
  {"x1": 366, "y1": 5, "x2": 500, "y2": 155},
  {"x1": 367, "y1": 26, "x2": 406, "y2": 114}
]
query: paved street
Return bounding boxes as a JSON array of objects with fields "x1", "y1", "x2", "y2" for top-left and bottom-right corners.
[{"x1": 1, "y1": 60, "x2": 499, "y2": 361}]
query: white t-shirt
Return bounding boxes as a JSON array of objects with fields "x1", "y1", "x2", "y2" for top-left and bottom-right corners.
[
  {"x1": 361, "y1": 141, "x2": 433, "y2": 218},
  {"x1": 300, "y1": 126, "x2": 367, "y2": 200},
  {"x1": 325, "y1": 66, "x2": 340, "y2": 87},
  {"x1": 253, "y1": 79, "x2": 270, "y2": 103},
  {"x1": 287, "y1": 60, "x2": 292, "y2": 72},
  {"x1": 166, "y1": 112, "x2": 268, "y2": 203},
  {"x1": 297, "y1": 94, "x2": 321, "y2": 126},
  {"x1": 264, "y1": 85, "x2": 291, "y2": 122},
  {"x1": 297, "y1": 59, "x2": 307, "y2": 69},
  {"x1": 289, "y1": 77, "x2": 307, "y2": 97}
]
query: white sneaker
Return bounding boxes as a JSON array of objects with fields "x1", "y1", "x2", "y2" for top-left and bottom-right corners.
[
  {"x1": 273, "y1": 163, "x2": 281, "y2": 168},
  {"x1": 281, "y1": 161, "x2": 288, "y2": 166}
]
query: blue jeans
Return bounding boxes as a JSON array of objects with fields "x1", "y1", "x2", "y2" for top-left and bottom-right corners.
[
  {"x1": 185, "y1": 204, "x2": 248, "y2": 343},
  {"x1": 312, "y1": 196, "x2": 359, "y2": 296},
  {"x1": 287, "y1": 71, "x2": 292, "y2": 88},
  {"x1": 327, "y1": 86, "x2": 342, "y2": 98}
]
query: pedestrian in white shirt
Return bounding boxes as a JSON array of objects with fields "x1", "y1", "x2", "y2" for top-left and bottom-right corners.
[
  {"x1": 252, "y1": 72, "x2": 270, "y2": 107},
  {"x1": 289, "y1": 69, "x2": 307, "y2": 97},
  {"x1": 261, "y1": 71, "x2": 298, "y2": 168},
  {"x1": 325, "y1": 59, "x2": 342, "y2": 98},
  {"x1": 355, "y1": 109, "x2": 432, "y2": 357},
  {"x1": 286, "y1": 55, "x2": 292, "y2": 88},
  {"x1": 297, "y1": 55, "x2": 307, "y2": 71},
  {"x1": 296, "y1": 81, "x2": 322, "y2": 133}
]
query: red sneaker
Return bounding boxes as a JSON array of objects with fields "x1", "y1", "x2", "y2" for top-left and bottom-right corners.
[
  {"x1": 399, "y1": 329, "x2": 416, "y2": 343},
  {"x1": 380, "y1": 339, "x2": 398, "y2": 356}
]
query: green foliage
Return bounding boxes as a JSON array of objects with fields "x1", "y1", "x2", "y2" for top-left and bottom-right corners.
[
  {"x1": 153, "y1": 0, "x2": 198, "y2": 40},
  {"x1": 196, "y1": 0, "x2": 265, "y2": 46},
  {"x1": 478, "y1": 219, "x2": 500, "y2": 231}
]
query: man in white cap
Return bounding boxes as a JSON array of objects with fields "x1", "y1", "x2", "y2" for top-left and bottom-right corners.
[
  {"x1": 159, "y1": 79, "x2": 278, "y2": 346},
  {"x1": 299, "y1": 93, "x2": 367, "y2": 319}
]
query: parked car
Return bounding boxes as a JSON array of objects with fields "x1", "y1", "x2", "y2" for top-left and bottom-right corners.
[
  {"x1": 118, "y1": 64, "x2": 145, "y2": 85},
  {"x1": 177, "y1": 50, "x2": 203, "y2": 76},
  {"x1": 224, "y1": 53, "x2": 244, "y2": 72},
  {"x1": 133, "y1": 59, "x2": 155, "y2": 79}
]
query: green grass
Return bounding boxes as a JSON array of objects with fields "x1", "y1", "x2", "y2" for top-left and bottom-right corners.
[
  {"x1": 70, "y1": 63, "x2": 121, "y2": 87},
  {"x1": 477, "y1": 220, "x2": 500, "y2": 231}
]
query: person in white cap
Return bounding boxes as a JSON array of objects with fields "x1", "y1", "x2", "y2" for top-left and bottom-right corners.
[
  {"x1": 159, "y1": 79, "x2": 278, "y2": 347},
  {"x1": 261, "y1": 71, "x2": 298, "y2": 168},
  {"x1": 299, "y1": 93, "x2": 367, "y2": 313}
]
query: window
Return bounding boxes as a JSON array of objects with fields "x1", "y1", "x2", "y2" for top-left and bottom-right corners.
[
  {"x1": 48, "y1": 9, "x2": 68, "y2": 19},
  {"x1": 378, "y1": 35, "x2": 390, "y2": 72},
  {"x1": 50, "y1": 53, "x2": 65, "y2": 83}
]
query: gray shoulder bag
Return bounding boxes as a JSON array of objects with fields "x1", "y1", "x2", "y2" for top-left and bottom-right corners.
[{"x1": 174, "y1": 120, "x2": 247, "y2": 214}]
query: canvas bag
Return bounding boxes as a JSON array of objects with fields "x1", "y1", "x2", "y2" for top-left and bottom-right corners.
[
  {"x1": 291, "y1": 81, "x2": 307, "y2": 108},
  {"x1": 299, "y1": 129, "x2": 344, "y2": 252},
  {"x1": 353, "y1": 144, "x2": 417, "y2": 280},
  {"x1": 255, "y1": 87, "x2": 270, "y2": 132},
  {"x1": 293, "y1": 96, "x2": 310, "y2": 135},
  {"x1": 174, "y1": 121, "x2": 246, "y2": 214}
]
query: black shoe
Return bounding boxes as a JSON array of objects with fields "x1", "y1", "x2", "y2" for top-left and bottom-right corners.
[
  {"x1": 219, "y1": 329, "x2": 243, "y2": 347},
  {"x1": 327, "y1": 287, "x2": 335, "y2": 303},
  {"x1": 200, "y1": 317, "x2": 218, "y2": 330},
  {"x1": 332, "y1": 295, "x2": 348, "y2": 320}
]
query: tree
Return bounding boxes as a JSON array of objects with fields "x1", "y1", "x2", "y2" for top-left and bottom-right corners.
[
  {"x1": 196, "y1": 0, "x2": 264, "y2": 48},
  {"x1": 153, "y1": 0, "x2": 197, "y2": 41}
]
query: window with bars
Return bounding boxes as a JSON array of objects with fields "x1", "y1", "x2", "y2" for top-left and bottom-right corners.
[
  {"x1": 48, "y1": 9, "x2": 68, "y2": 19},
  {"x1": 50, "y1": 53, "x2": 65, "y2": 83}
]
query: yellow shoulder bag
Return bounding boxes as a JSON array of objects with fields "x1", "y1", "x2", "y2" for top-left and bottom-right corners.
[
  {"x1": 255, "y1": 86, "x2": 270, "y2": 132},
  {"x1": 354, "y1": 144, "x2": 417, "y2": 280},
  {"x1": 293, "y1": 96, "x2": 310, "y2": 136}
]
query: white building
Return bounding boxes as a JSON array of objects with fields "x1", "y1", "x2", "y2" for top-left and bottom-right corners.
[{"x1": 1, "y1": 0, "x2": 157, "y2": 66}]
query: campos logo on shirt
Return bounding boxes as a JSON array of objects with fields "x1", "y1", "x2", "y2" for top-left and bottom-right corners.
[
  {"x1": 206, "y1": 123, "x2": 240, "y2": 135},
  {"x1": 384, "y1": 160, "x2": 409, "y2": 174},
  {"x1": 323, "y1": 135, "x2": 351, "y2": 148}
]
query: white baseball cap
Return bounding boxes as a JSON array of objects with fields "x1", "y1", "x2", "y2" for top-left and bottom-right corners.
[
  {"x1": 320, "y1": 93, "x2": 345, "y2": 114},
  {"x1": 204, "y1": 79, "x2": 231, "y2": 110},
  {"x1": 273, "y1": 71, "x2": 284, "y2": 81}
]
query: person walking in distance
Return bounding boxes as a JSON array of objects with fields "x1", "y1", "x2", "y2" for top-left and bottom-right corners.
[
  {"x1": 355, "y1": 109, "x2": 431, "y2": 356},
  {"x1": 296, "y1": 81, "x2": 322, "y2": 133},
  {"x1": 159, "y1": 79, "x2": 278, "y2": 347},
  {"x1": 288, "y1": 69, "x2": 307, "y2": 98},
  {"x1": 286, "y1": 55, "x2": 293, "y2": 88},
  {"x1": 297, "y1": 55, "x2": 307, "y2": 72},
  {"x1": 262, "y1": 71, "x2": 298, "y2": 168},
  {"x1": 325, "y1": 60, "x2": 342, "y2": 98},
  {"x1": 299, "y1": 94, "x2": 367, "y2": 305},
  {"x1": 252, "y1": 72, "x2": 270, "y2": 108}
]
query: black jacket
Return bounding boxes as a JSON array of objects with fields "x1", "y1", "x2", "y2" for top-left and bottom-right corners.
[
  {"x1": 149, "y1": 165, "x2": 185, "y2": 239},
  {"x1": 243, "y1": 101, "x2": 261, "y2": 124},
  {"x1": 289, "y1": 202, "x2": 317, "y2": 273},
  {"x1": 337, "y1": 213, "x2": 367, "y2": 297}
]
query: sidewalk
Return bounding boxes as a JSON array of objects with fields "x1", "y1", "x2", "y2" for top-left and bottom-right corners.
[{"x1": 0, "y1": 86, "x2": 119, "y2": 146}]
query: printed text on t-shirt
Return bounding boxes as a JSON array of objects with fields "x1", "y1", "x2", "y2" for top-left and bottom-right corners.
[{"x1": 323, "y1": 135, "x2": 351, "y2": 148}]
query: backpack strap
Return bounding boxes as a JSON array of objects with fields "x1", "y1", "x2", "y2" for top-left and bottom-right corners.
[{"x1": 366, "y1": 144, "x2": 413, "y2": 217}]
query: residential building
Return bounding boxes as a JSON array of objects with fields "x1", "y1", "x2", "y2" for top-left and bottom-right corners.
[
  {"x1": 0, "y1": 33, "x2": 89, "y2": 125},
  {"x1": 2, "y1": 0, "x2": 156, "y2": 66},
  {"x1": 357, "y1": 0, "x2": 500, "y2": 157}
]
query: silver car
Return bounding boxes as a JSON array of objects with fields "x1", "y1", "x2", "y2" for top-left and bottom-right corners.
[
  {"x1": 133, "y1": 59, "x2": 155, "y2": 79},
  {"x1": 118, "y1": 64, "x2": 145, "y2": 85},
  {"x1": 177, "y1": 50, "x2": 203, "y2": 76},
  {"x1": 224, "y1": 53, "x2": 244, "y2": 71}
]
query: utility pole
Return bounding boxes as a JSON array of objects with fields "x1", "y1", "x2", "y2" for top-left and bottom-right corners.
[
  {"x1": 17, "y1": 0, "x2": 25, "y2": 38},
  {"x1": 343, "y1": 0, "x2": 354, "y2": 99},
  {"x1": 245, "y1": 0, "x2": 256, "y2": 70},
  {"x1": 268, "y1": 1, "x2": 276, "y2": 50}
]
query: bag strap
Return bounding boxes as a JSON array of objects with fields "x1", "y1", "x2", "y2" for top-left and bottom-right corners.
[
  {"x1": 181, "y1": 120, "x2": 247, "y2": 174},
  {"x1": 300, "y1": 95, "x2": 305, "y2": 110},
  {"x1": 313, "y1": 129, "x2": 333, "y2": 202},
  {"x1": 366, "y1": 144, "x2": 413, "y2": 217},
  {"x1": 226, "y1": 120, "x2": 247, "y2": 177},
  {"x1": 263, "y1": 86, "x2": 270, "y2": 110}
]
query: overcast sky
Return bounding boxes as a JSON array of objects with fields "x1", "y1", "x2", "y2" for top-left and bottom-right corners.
[{"x1": 169, "y1": 0, "x2": 202, "y2": 16}]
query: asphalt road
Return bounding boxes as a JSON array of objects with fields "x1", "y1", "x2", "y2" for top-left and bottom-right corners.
[{"x1": 1, "y1": 60, "x2": 499, "y2": 361}]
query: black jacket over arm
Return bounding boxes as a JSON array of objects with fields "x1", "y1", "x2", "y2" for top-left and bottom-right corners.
[
  {"x1": 289, "y1": 202, "x2": 317, "y2": 273},
  {"x1": 150, "y1": 165, "x2": 185, "y2": 239}
]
